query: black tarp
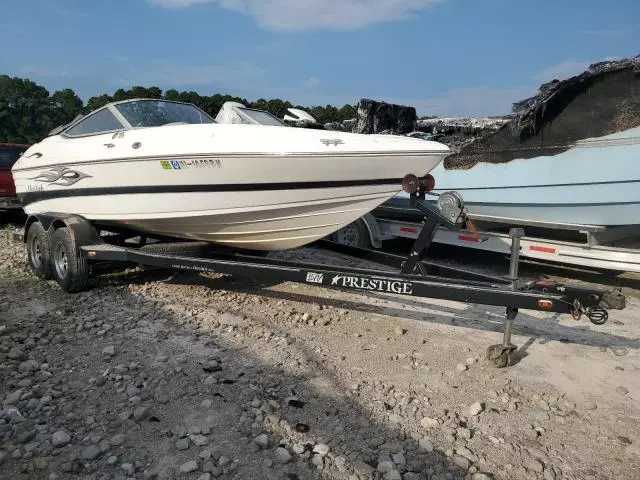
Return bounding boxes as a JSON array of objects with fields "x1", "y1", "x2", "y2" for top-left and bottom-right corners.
[
  {"x1": 355, "y1": 98, "x2": 417, "y2": 134},
  {"x1": 445, "y1": 55, "x2": 640, "y2": 169}
]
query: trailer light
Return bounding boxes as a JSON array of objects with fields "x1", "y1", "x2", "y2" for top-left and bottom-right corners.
[
  {"x1": 458, "y1": 235, "x2": 481, "y2": 243},
  {"x1": 538, "y1": 299, "x2": 553, "y2": 309},
  {"x1": 87, "y1": 251, "x2": 96, "y2": 257},
  {"x1": 530, "y1": 245, "x2": 556, "y2": 254}
]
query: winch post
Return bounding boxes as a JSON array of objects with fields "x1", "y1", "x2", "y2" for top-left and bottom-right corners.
[
  {"x1": 401, "y1": 191, "x2": 466, "y2": 275},
  {"x1": 508, "y1": 228, "x2": 524, "y2": 291},
  {"x1": 401, "y1": 214, "x2": 439, "y2": 275}
]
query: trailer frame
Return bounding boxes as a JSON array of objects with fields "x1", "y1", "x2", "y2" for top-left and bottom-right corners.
[{"x1": 18, "y1": 193, "x2": 626, "y2": 368}]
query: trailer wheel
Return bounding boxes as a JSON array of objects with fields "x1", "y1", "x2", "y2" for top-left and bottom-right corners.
[
  {"x1": 333, "y1": 220, "x2": 371, "y2": 248},
  {"x1": 26, "y1": 222, "x2": 52, "y2": 280},
  {"x1": 50, "y1": 227, "x2": 89, "y2": 293}
]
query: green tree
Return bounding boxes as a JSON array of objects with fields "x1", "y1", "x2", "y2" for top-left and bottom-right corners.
[
  {"x1": 0, "y1": 75, "x2": 58, "y2": 143},
  {"x1": 112, "y1": 88, "x2": 129, "y2": 102},
  {"x1": 51, "y1": 88, "x2": 83, "y2": 127},
  {"x1": 172, "y1": 91, "x2": 202, "y2": 110},
  {"x1": 337, "y1": 104, "x2": 357, "y2": 122},
  {"x1": 165, "y1": 89, "x2": 180, "y2": 101},
  {"x1": 250, "y1": 98, "x2": 268, "y2": 112},
  {"x1": 84, "y1": 94, "x2": 113, "y2": 113},
  {"x1": 0, "y1": 76, "x2": 364, "y2": 143},
  {"x1": 129, "y1": 86, "x2": 162, "y2": 99}
]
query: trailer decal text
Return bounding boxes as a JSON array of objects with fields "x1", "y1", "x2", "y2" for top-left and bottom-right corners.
[{"x1": 331, "y1": 275, "x2": 413, "y2": 294}]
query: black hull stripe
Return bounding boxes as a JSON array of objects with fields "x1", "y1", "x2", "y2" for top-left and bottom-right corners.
[{"x1": 18, "y1": 178, "x2": 402, "y2": 206}]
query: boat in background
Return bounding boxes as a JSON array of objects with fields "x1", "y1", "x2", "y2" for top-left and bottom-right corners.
[
  {"x1": 393, "y1": 56, "x2": 640, "y2": 228},
  {"x1": 393, "y1": 125, "x2": 640, "y2": 227},
  {"x1": 12, "y1": 98, "x2": 449, "y2": 251},
  {"x1": 283, "y1": 107, "x2": 318, "y2": 126},
  {"x1": 214, "y1": 101, "x2": 290, "y2": 127}
]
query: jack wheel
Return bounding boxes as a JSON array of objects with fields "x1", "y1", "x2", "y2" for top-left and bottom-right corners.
[{"x1": 486, "y1": 344, "x2": 517, "y2": 368}]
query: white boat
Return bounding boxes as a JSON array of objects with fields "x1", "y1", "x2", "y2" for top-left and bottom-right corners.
[
  {"x1": 12, "y1": 98, "x2": 448, "y2": 251},
  {"x1": 393, "y1": 125, "x2": 640, "y2": 227}
]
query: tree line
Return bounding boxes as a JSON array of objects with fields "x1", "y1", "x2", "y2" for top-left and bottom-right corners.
[{"x1": 0, "y1": 75, "x2": 358, "y2": 144}]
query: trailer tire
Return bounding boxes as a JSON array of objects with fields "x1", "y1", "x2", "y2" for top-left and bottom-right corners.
[
  {"x1": 50, "y1": 227, "x2": 89, "y2": 293},
  {"x1": 26, "y1": 222, "x2": 52, "y2": 280},
  {"x1": 332, "y1": 219, "x2": 371, "y2": 249}
]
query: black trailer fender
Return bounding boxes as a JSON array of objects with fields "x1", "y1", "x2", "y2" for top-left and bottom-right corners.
[
  {"x1": 360, "y1": 213, "x2": 383, "y2": 249},
  {"x1": 24, "y1": 213, "x2": 102, "y2": 247}
]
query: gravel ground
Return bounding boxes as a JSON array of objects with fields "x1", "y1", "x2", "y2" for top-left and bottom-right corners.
[{"x1": 1, "y1": 224, "x2": 639, "y2": 480}]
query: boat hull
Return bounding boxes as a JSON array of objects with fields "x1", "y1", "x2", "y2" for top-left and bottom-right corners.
[
  {"x1": 104, "y1": 187, "x2": 398, "y2": 250},
  {"x1": 394, "y1": 126, "x2": 640, "y2": 227},
  {"x1": 14, "y1": 150, "x2": 445, "y2": 250}
]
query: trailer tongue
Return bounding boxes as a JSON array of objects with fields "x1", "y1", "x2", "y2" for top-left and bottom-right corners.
[{"x1": 20, "y1": 176, "x2": 626, "y2": 368}]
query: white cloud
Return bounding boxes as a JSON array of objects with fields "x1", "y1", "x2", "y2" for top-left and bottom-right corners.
[
  {"x1": 115, "y1": 60, "x2": 266, "y2": 88},
  {"x1": 386, "y1": 85, "x2": 537, "y2": 117},
  {"x1": 533, "y1": 55, "x2": 627, "y2": 82},
  {"x1": 17, "y1": 64, "x2": 73, "y2": 78},
  {"x1": 147, "y1": 0, "x2": 443, "y2": 30},
  {"x1": 303, "y1": 77, "x2": 323, "y2": 88},
  {"x1": 577, "y1": 29, "x2": 632, "y2": 38},
  {"x1": 533, "y1": 59, "x2": 591, "y2": 82},
  {"x1": 48, "y1": 2, "x2": 89, "y2": 18},
  {"x1": 105, "y1": 53, "x2": 130, "y2": 63},
  {"x1": 249, "y1": 41, "x2": 290, "y2": 56},
  {"x1": 13, "y1": 57, "x2": 266, "y2": 100}
]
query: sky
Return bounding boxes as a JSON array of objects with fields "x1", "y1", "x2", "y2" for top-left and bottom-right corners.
[{"x1": 1, "y1": 0, "x2": 638, "y2": 117}]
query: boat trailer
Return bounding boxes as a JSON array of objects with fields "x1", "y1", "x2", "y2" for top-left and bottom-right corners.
[{"x1": 18, "y1": 178, "x2": 626, "y2": 368}]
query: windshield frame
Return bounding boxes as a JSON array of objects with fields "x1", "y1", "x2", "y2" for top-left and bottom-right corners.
[
  {"x1": 60, "y1": 105, "x2": 127, "y2": 138},
  {"x1": 61, "y1": 98, "x2": 216, "y2": 138}
]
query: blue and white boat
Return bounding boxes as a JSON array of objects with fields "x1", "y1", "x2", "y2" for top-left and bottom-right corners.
[
  {"x1": 393, "y1": 55, "x2": 640, "y2": 228},
  {"x1": 393, "y1": 125, "x2": 640, "y2": 227}
]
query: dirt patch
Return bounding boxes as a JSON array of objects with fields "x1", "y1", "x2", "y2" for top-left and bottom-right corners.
[{"x1": 1, "y1": 230, "x2": 639, "y2": 480}]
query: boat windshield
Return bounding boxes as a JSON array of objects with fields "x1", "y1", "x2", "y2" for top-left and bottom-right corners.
[
  {"x1": 114, "y1": 100, "x2": 215, "y2": 128},
  {"x1": 236, "y1": 107, "x2": 287, "y2": 126}
]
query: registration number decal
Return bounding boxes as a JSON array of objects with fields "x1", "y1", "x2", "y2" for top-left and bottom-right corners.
[{"x1": 161, "y1": 159, "x2": 222, "y2": 170}]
